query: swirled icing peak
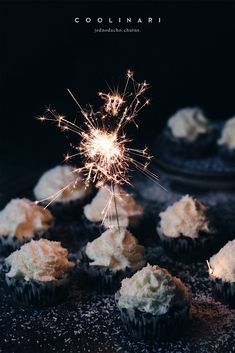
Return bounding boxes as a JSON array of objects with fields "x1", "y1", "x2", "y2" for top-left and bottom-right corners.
[
  {"x1": 6, "y1": 239, "x2": 74, "y2": 281},
  {"x1": 34, "y1": 165, "x2": 90, "y2": 204},
  {"x1": 159, "y1": 195, "x2": 213, "y2": 238},
  {"x1": 85, "y1": 227, "x2": 145, "y2": 272},
  {"x1": 0, "y1": 198, "x2": 53, "y2": 239},
  {"x1": 218, "y1": 117, "x2": 235, "y2": 150},
  {"x1": 209, "y1": 240, "x2": 235, "y2": 282},
  {"x1": 117, "y1": 264, "x2": 191, "y2": 315},
  {"x1": 167, "y1": 107, "x2": 212, "y2": 141},
  {"x1": 84, "y1": 186, "x2": 143, "y2": 227}
]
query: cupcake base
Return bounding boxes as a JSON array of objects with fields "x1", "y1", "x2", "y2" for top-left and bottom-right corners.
[
  {"x1": 128, "y1": 207, "x2": 157, "y2": 245},
  {"x1": 115, "y1": 293, "x2": 190, "y2": 341},
  {"x1": 164, "y1": 127, "x2": 216, "y2": 159},
  {"x1": 4, "y1": 274, "x2": 71, "y2": 307},
  {"x1": 79, "y1": 215, "x2": 105, "y2": 240},
  {"x1": 0, "y1": 229, "x2": 52, "y2": 257},
  {"x1": 157, "y1": 227, "x2": 220, "y2": 263},
  {"x1": 76, "y1": 249, "x2": 141, "y2": 294},
  {"x1": 218, "y1": 145, "x2": 235, "y2": 164},
  {"x1": 33, "y1": 186, "x2": 96, "y2": 223},
  {"x1": 210, "y1": 276, "x2": 235, "y2": 308}
]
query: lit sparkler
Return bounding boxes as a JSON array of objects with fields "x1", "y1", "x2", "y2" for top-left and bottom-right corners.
[{"x1": 37, "y1": 70, "x2": 159, "y2": 223}]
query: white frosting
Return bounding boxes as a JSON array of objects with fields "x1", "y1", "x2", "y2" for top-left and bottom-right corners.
[
  {"x1": 84, "y1": 186, "x2": 143, "y2": 228},
  {"x1": 85, "y1": 228, "x2": 145, "y2": 272},
  {"x1": 218, "y1": 117, "x2": 235, "y2": 150},
  {"x1": 6, "y1": 239, "x2": 74, "y2": 282},
  {"x1": 0, "y1": 198, "x2": 53, "y2": 239},
  {"x1": 167, "y1": 108, "x2": 212, "y2": 142},
  {"x1": 118, "y1": 264, "x2": 190, "y2": 315},
  {"x1": 34, "y1": 165, "x2": 90, "y2": 204},
  {"x1": 209, "y1": 240, "x2": 235, "y2": 282},
  {"x1": 159, "y1": 195, "x2": 212, "y2": 239}
]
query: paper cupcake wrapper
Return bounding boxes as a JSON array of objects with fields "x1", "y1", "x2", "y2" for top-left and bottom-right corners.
[
  {"x1": 115, "y1": 293, "x2": 190, "y2": 341},
  {"x1": 0, "y1": 228, "x2": 52, "y2": 257},
  {"x1": 210, "y1": 276, "x2": 235, "y2": 308},
  {"x1": 33, "y1": 186, "x2": 96, "y2": 223},
  {"x1": 157, "y1": 226, "x2": 220, "y2": 263},
  {"x1": 164, "y1": 127, "x2": 217, "y2": 158},
  {"x1": 79, "y1": 215, "x2": 105, "y2": 240},
  {"x1": 76, "y1": 248, "x2": 143, "y2": 294},
  {"x1": 128, "y1": 207, "x2": 157, "y2": 245},
  {"x1": 4, "y1": 273, "x2": 71, "y2": 307},
  {"x1": 218, "y1": 144, "x2": 235, "y2": 164}
]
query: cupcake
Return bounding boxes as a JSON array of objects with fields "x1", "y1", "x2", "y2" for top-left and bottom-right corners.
[
  {"x1": 77, "y1": 227, "x2": 145, "y2": 294},
  {"x1": 164, "y1": 107, "x2": 215, "y2": 158},
  {"x1": 34, "y1": 165, "x2": 93, "y2": 220},
  {"x1": 157, "y1": 195, "x2": 218, "y2": 262},
  {"x1": 4, "y1": 239, "x2": 75, "y2": 306},
  {"x1": 209, "y1": 240, "x2": 235, "y2": 308},
  {"x1": 82, "y1": 185, "x2": 144, "y2": 239},
  {"x1": 115, "y1": 264, "x2": 191, "y2": 341},
  {"x1": 0, "y1": 198, "x2": 53, "y2": 256},
  {"x1": 217, "y1": 117, "x2": 235, "y2": 163}
]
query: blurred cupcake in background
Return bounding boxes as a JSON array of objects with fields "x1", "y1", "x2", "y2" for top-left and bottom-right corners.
[
  {"x1": 77, "y1": 227, "x2": 145, "y2": 294},
  {"x1": 0, "y1": 198, "x2": 53, "y2": 256},
  {"x1": 217, "y1": 117, "x2": 235, "y2": 163},
  {"x1": 82, "y1": 185, "x2": 144, "y2": 239},
  {"x1": 157, "y1": 195, "x2": 219, "y2": 262},
  {"x1": 209, "y1": 239, "x2": 235, "y2": 308},
  {"x1": 34, "y1": 165, "x2": 93, "y2": 220},
  {"x1": 115, "y1": 264, "x2": 191, "y2": 341},
  {"x1": 164, "y1": 107, "x2": 216, "y2": 158},
  {"x1": 4, "y1": 239, "x2": 75, "y2": 306}
]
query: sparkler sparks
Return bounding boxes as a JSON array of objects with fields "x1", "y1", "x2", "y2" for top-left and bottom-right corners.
[
  {"x1": 206, "y1": 260, "x2": 214, "y2": 275},
  {"x1": 37, "y1": 70, "x2": 160, "y2": 219}
]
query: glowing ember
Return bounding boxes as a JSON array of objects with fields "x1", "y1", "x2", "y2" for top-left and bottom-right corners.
[{"x1": 98, "y1": 92, "x2": 125, "y2": 116}]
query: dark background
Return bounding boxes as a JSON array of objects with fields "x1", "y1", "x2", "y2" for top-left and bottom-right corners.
[{"x1": 1, "y1": 0, "x2": 235, "y2": 197}]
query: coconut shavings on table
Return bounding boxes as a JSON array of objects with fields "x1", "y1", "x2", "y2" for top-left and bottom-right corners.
[{"x1": 1, "y1": 175, "x2": 235, "y2": 353}]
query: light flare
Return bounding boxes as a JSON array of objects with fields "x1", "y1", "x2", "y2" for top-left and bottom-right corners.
[{"x1": 37, "y1": 70, "x2": 160, "y2": 219}]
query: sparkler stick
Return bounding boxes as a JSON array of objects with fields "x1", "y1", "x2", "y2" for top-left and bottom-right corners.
[
  {"x1": 37, "y1": 70, "x2": 160, "y2": 225},
  {"x1": 111, "y1": 183, "x2": 121, "y2": 232}
]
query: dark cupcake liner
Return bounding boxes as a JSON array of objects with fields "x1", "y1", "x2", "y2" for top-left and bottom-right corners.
[
  {"x1": 210, "y1": 276, "x2": 235, "y2": 308},
  {"x1": 2, "y1": 260, "x2": 74, "y2": 307},
  {"x1": 80, "y1": 204, "x2": 157, "y2": 244},
  {"x1": 163, "y1": 127, "x2": 217, "y2": 159},
  {"x1": 157, "y1": 226, "x2": 221, "y2": 263},
  {"x1": 115, "y1": 292, "x2": 190, "y2": 341},
  {"x1": 4, "y1": 274, "x2": 71, "y2": 307},
  {"x1": 79, "y1": 214, "x2": 105, "y2": 240},
  {"x1": 33, "y1": 186, "x2": 97, "y2": 223},
  {"x1": 218, "y1": 144, "x2": 235, "y2": 164},
  {"x1": 76, "y1": 248, "x2": 144, "y2": 294},
  {"x1": 128, "y1": 207, "x2": 157, "y2": 245},
  {"x1": 0, "y1": 228, "x2": 53, "y2": 257}
]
